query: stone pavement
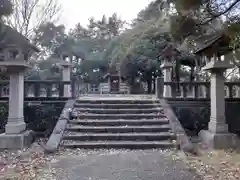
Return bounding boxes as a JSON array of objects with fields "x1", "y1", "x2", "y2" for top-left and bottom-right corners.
[{"x1": 38, "y1": 149, "x2": 203, "y2": 180}]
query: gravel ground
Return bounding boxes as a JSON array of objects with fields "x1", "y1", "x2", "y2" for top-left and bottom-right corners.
[
  {"x1": 1, "y1": 141, "x2": 240, "y2": 180},
  {"x1": 37, "y1": 149, "x2": 202, "y2": 180},
  {"x1": 186, "y1": 146, "x2": 240, "y2": 180}
]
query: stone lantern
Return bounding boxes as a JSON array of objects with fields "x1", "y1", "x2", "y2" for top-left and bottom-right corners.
[
  {"x1": 195, "y1": 31, "x2": 238, "y2": 149},
  {"x1": 0, "y1": 25, "x2": 39, "y2": 149}
]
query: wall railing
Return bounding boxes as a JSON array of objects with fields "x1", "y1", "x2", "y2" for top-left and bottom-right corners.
[
  {"x1": 0, "y1": 80, "x2": 71, "y2": 101},
  {"x1": 164, "y1": 81, "x2": 240, "y2": 99}
]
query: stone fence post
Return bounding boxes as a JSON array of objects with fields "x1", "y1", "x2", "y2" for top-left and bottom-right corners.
[
  {"x1": 199, "y1": 60, "x2": 237, "y2": 149},
  {"x1": 235, "y1": 86, "x2": 240, "y2": 97},
  {"x1": 155, "y1": 77, "x2": 164, "y2": 99},
  {"x1": 161, "y1": 61, "x2": 173, "y2": 98},
  {"x1": 60, "y1": 61, "x2": 71, "y2": 98}
]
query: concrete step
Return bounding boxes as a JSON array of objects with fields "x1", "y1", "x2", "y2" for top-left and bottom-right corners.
[
  {"x1": 69, "y1": 119, "x2": 169, "y2": 126},
  {"x1": 62, "y1": 140, "x2": 175, "y2": 149},
  {"x1": 72, "y1": 108, "x2": 164, "y2": 114},
  {"x1": 66, "y1": 125, "x2": 171, "y2": 133},
  {"x1": 74, "y1": 103, "x2": 159, "y2": 109},
  {"x1": 63, "y1": 132, "x2": 175, "y2": 141},
  {"x1": 76, "y1": 99, "x2": 160, "y2": 104},
  {"x1": 72, "y1": 113, "x2": 166, "y2": 119}
]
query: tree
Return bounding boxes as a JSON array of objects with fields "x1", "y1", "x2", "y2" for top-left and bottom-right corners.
[
  {"x1": 67, "y1": 14, "x2": 125, "y2": 83},
  {"x1": 28, "y1": 13, "x2": 124, "y2": 81},
  {"x1": 32, "y1": 22, "x2": 66, "y2": 59},
  {"x1": 5, "y1": 0, "x2": 61, "y2": 38},
  {"x1": 68, "y1": 23, "x2": 90, "y2": 40},
  {"x1": 155, "y1": 0, "x2": 240, "y2": 43},
  {"x1": 159, "y1": 0, "x2": 240, "y2": 80},
  {"x1": 0, "y1": 0, "x2": 12, "y2": 46},
  {"x1": 0, "y1": 0, "x2": 13, "y2": 19},
  {"x1": 75, "y1": 59, "x2": 108, "y2": 84},
  {"x1": 101, "y1": 10, "x2": 173, "y2": 93},
  {"x1": 102, "y1": 1, "x2": 200, "y2": 93}
]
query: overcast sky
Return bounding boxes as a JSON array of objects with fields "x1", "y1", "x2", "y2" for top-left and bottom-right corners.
[{"x1": 59, "y1": 0, "x2": 153, "y2": 29}]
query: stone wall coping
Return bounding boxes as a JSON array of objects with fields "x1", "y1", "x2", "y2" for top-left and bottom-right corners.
[
  {"x1": 44, "y1": 99, "x2": 75, "y2": 153},
  {"x1": 159, "y1": 99, "x2": 195, "y2": 153},
  {"x1": 166, "y1": 98, "x2": 240, "y2": 102}
]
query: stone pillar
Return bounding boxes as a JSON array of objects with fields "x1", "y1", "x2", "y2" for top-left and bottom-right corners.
[
  {"x1": 5, "y1": 72, "x2": 25, "y2": 134},
  {"x1": 200, "y1": 85, "x2": 206, "y2": 98},
  {"x1": 155, "y1": 77, "x2": 164, "y2": 98},
  {"x1": 61, "y1": 62, "x2": 71, "y2": 98},
  {"x1": 199, "y1": 60, "x2": 237, "y2": 149},
  {"x1": 108, "y1": 75, "x2": 111, "y2": 93},
  {"x1": 180, "y1": 86, "x2": 184, "y2": 97},
  {"x1": 160, "y1": 61, "x2": 173, "y2": 98},
  {"x1": 0, "y1": 71, "x2": 34, "y2": 149},
  {"x1": 236, "y1": 86, "x2": 240, "y2": 97}
]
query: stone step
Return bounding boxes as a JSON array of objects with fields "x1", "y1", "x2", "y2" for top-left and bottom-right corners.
[
  {"x1": 62, "y1": 140, "x2": 175, "y2": 149},
  {"x1": 66, "y1": 125, "x2": 171, "y2": 133},
  {"x1": 74, "y1": 103, "x2": 159, "y2": 109},
  {"x1": 69, "y1": 119, "x2": 169, "y2": 126},
  {"x1": 72, "y1": 108, "x2": 164, "y2": 114},
  {"x1": 72, "y1": 113, "x2": 166, "y2": 119},
  {"x1": 76, "y1": 99, "x2": 160, "y2": 104},
  {"x1": 63, "y1": 132, "x2": 175, "y2": 141}
]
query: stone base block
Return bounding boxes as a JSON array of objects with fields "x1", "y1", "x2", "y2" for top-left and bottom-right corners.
[
  {"x1": 5, "y1": 121, "x2": 26, "y2": 134},
  {"x1": 0, "y1": 130, "x2": 35, "y2": 149},
  {"x1": 199, "y1": 130, "x2": 238, "y2": 149}
]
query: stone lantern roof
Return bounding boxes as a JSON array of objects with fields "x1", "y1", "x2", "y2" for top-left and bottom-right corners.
[
  {"x1": 194, "y1": 31, "x2": 233, "y2": 57},
  {"x1": 54, "y1": 44, "x2": 85, "y2": 60},
  {"x1": 0, "y1": 25, "x2": 39, "y2": 53},
  {"x1": 47, "y1": 56, "x2": 71, "y2": 68},
  {"x1": 0, "y1": 25, "x2": 40, "y2": 73},
  {"x1": 161, "y1": 43, "x2": 196, "y2": 67}
]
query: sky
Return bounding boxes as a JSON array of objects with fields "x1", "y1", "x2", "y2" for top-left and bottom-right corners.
[{"x1": 59, "y1": 0, "x2": 153, "y2": 30}]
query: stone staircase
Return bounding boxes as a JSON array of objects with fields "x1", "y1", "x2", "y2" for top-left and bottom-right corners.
[{"x1": 61, "y1": 98, "x2": 176, "y2": 149}]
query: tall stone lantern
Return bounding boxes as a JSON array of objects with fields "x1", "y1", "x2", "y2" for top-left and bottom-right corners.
[
  {"x1": 0, "y1": 26, "x2": 39, "y2": 149},
  {"x1": 195, "y1": 31, "x2": 238, "y2": 149}
]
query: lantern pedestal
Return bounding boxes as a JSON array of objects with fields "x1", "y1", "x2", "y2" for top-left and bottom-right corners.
[
  {"x1": 199, "y1": 60, "x2": 238, "y2": 149},
  {"x1": 0, "y1": 61, "x2": 34, "y2": 149}
]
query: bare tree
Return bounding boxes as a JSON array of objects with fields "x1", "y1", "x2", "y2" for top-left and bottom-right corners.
[{"x1": 5, "y1": 0, "x2": 62, "y2": 38}]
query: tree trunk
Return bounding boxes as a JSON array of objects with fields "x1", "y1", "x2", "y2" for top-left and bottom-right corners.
[
  {"x1": 147, "y1": 76, "x2": 152, "y2": 94},
  {"x1": 152, "y1": 77, "x2": 156, "y2": 93},
  {"x1": 129, "y1": 77, "x2": 135, "y2": 94}
]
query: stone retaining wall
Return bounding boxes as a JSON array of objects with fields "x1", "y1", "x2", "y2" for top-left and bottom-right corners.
[
  {"x1": 167, "y1": 99, "x2": 240, "y2": 136},
  {"x1": 0, "y1": 102, "x2": 65, "y2": 136}
]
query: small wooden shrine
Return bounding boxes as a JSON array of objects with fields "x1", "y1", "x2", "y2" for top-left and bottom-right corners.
[{"x1": 103, "y1": 65, "x2": 125, "y2": 93}]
